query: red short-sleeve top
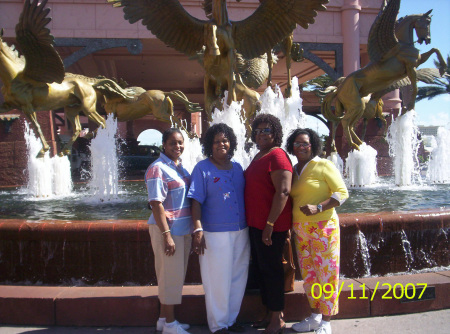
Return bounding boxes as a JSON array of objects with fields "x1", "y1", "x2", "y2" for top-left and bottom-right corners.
[{"x1": 244, "y1": 148, "x2": 293, "y2": 231}]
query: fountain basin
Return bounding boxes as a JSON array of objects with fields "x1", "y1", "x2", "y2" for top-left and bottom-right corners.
[{"x1": 0, "y1": 209, "x2": 448, "y2": 285}]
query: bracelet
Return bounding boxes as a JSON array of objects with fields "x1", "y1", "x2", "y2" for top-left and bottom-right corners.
[
  {"x1": 192, "y1": 228, "x2": 203, "y2": 234},
  {"x1": 266, "y1": 221, "x2": 274, "y2": 227},
  {"x1": 162, "y1": 230, "x2": 171, "y2": 235}
]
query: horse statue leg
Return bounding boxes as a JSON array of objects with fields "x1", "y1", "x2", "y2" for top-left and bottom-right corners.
[
  {"x1": 266, "y1": 51, "x2": 274, "y2": 89},
  {"x1": 329, "y1": 121, "x2": 338, "y2": 152},
  {"x1": 58, "y1": 80, "x2": 105, "y2": 157},
  {"x1": 341, "y1": 103, "x2": 364, "y2": 151},
  {"x1": 166, "y1": 91, "x2": 201, "y2": 138},
  {"x1": 23, "y1": 106, "x2": 50, "y2": 158},
  {"x1": 402, "y1": 66, "x2": 418, "y2": 114},
  {"x1": 60, "y1": 108, "x2": 83, "y2": 157},
  {"x1": 419, "y1": 48, "x2": 447, "y2": 75}
]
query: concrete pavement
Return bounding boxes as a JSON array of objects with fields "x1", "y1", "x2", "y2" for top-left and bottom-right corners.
[{"x1": 0, "y1": 309, "x2": 448, "y2": 334}]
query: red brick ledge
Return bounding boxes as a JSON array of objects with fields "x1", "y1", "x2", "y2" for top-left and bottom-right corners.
[{"x1": 0, "y1": 271, "x2": 449, "y2": 327}]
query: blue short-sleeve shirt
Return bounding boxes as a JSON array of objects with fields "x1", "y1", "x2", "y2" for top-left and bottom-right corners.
[
  {"x1": 187, "y1": 158, "x2": 246, "y2": 232},
  {"x1": 145, "y1": 153, "x2": 192, "y2": 236}
]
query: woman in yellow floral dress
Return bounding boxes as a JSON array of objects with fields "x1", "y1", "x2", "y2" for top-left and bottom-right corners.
[{"x1": 285, "y1": 129, "x2": 348, "y2": 334}]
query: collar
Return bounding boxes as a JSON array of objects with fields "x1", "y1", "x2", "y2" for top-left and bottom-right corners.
[
  {"x1": 296, "y1": 156, "x2": 320, "y2": 177},
  {"x1": 159, "y1": 152, "x2": 183, "y2": 168}
]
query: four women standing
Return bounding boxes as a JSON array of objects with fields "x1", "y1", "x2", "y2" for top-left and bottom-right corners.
[{"x1": 146, "y1": 123, "x2": 347, "y2": 334}]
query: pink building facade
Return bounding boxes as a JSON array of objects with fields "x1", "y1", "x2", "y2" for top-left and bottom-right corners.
[{"x1": 0, "y1": 0, "x2": 399, "y2": 185}]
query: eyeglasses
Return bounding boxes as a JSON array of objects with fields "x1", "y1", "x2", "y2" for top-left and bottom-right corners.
[
  {"x1": 293, "y1": 142, "x2": 311, "y2": 148},
  {"x1": 254, "y1": 128, "x2": 272, "y2": 135}
]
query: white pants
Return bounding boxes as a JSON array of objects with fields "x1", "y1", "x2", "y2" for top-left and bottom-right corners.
[{"x1": 199, "y1": 228, "x2": 250, "y2": 333}]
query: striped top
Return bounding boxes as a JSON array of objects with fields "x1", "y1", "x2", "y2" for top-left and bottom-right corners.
[{"x1": 145, "y1": 152, "x2": 192, "y2": 236}]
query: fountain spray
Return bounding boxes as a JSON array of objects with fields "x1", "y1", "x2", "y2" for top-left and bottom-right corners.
[
  {"x1": 88, "y1": 114, "x2": 120, "y2": 200},
  {"x1": 386, "y1": 110, "x2": 422, "y2": 186},
  {"x1": 427, "y1": 126, "x2": 450, "y2": 183},
  {"x1": 24, "y1": 121, "x2": 73, "y2": 197}
]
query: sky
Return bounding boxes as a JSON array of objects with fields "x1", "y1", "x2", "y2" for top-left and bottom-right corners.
[
  {"x1": 398, "y1": 0, "x2": 450, "y2": 127},
  {"x1": 139, "y1": 0, "x2": 450, "y2": 144}
]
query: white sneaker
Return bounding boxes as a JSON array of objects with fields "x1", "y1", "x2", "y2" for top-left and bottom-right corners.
[
  {"x1": 291, "y1": 315, "x2": 321, "y2": 332},
  {"x1": 315, "y1": 322, "x2": 332, "y2": 334},
  {"x1": 160, "y1": 320, "x2": 190, "y2": 333}
]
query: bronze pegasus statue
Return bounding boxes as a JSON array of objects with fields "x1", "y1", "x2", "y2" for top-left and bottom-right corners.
[
  {"x1": 0, "y1": 0, "x2": 109, "y2": 157},
  {"x1": 109, "y1": 0, "x2": 329, "y2": 116},
  {"x1": 321, "y1": 0, "x2": 447, "y2": 151},
  {"x1": 0, "y1": 0, "x2": 202, "y2": 157}
]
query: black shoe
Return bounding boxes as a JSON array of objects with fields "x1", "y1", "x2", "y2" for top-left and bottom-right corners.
[
  {"x1": 214, "y1": 328, "x2": 230, "y2": 334},
  {"x1": 228, "y1": 323, "x2": 245, "y2": 333}
]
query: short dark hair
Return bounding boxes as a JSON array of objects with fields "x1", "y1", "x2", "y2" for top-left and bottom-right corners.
[
  {"x1": 250, "y1": 114, "x2": 283, "y2": 147},
  {"x1": 162, "y1": 128, "x2": 183, "y2": 152},
  {"x1": 285, "y1": 128, "x2": 322, "y2": 157},
  {"x1": 202, "y1": 123, "x2": 237, "y2": 158}
]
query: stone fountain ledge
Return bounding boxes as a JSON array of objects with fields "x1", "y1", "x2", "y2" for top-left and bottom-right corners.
[
  {"x1": 0, "y1": 271, "x2": 449, "y2": 326},
  {"x1": 0, "y1": 209, "x2": 448, "y2": 326}
]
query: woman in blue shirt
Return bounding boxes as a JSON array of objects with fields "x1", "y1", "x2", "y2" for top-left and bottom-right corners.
[{"x1": 188, "y1": 123, "x2": 249, "y2": 334}]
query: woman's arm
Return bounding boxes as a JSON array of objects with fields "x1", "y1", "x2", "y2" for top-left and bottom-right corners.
[
  {"x1": 149, "y1": 201, "x2": 176, "y2": 256},
  {"x1": 300, "y1": 161, "x2": 349, "y2": 216},
  {"x1": 262, "y1": 169, "x2": 292, "y2": 246},
  {"x1": 300, "y1": 198, "x2": 340, "y2": 216},
  {"x1": 191, "y1": 199, "x2": 207, "y2": 255}
]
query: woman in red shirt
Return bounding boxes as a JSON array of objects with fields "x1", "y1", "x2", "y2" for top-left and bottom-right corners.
[{"x1": 244, "y1": 114, "x2": 293, "y2": 334}]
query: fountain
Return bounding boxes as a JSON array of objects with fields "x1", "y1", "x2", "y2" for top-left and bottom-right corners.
[
  {"x1": 0, "y1": 0, "x2": 449, "y2": 328},
  {"x1": 0, "y1": 78, "x2": 449, "y2": 287},
  {"x1": 427, "y1": 126, "x2": 450, "y2": 183}
]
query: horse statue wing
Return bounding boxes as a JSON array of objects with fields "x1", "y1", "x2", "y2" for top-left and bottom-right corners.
[
  {"x1": 371, "y1": 68, "x2": 447, "y2": 99},
  {"x1": 232, "y1": 0, "x2": 329, "y2": 59},
  {"x1": 15, "y1": 0, "x2": 65, "y2": 84},
  {"x1": 367, "y1": 0, "x2": 400, "y2": 63},
  {"x1": 108, "y1": 0, "x2": 206, "y2": 56}
]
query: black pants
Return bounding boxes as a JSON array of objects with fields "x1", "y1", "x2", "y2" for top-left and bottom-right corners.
[{"x1": 249, "y1": 226, "x2": 287, "y2": 312}]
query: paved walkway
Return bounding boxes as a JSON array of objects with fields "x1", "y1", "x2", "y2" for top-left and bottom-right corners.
[{"x1": 0, "y1": 309, "x2": 448, "y2": 334}]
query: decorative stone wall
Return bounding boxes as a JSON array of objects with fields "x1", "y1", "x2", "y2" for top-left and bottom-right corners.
[{"x1": 0, "y1": 209, "x2": 448, "y2": 286}]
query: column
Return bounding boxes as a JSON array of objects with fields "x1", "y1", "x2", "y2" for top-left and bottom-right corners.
[{"x1": 341, "y1": 0, "x2": 361, "y2": 75}]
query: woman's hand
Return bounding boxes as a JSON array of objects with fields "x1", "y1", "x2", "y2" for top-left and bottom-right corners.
[
  {"x1": 163, "y1": 233, "x2": 176, "y2": 256},
  {"x1": 262, "y1": 224, "x2": 273, "y2": 246},
  {"x1": 192, "y1": 231, "x2": 206, "y2": 255},
  {"x1": 300, "y1": 204, "x2": 319, "y2": 216}
]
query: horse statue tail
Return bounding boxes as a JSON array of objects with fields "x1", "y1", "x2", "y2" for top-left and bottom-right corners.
[
  {"x1": 165, "y1": 90, "x2": 203, "y2": 113},
  {"x1": 321, "y1": 86, "x2": 344, "y2": 123}
]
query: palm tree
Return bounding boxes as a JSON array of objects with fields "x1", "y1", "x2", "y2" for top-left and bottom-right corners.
[{"x1": 416, "y1": 54, "x2": 450, "y2": 102}]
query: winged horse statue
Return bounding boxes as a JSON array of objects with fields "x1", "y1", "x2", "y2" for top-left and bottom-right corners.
[
  {"x1": 108, "y1": 0, "x2": 329, "y2": 117},
  {"x1": 0, "y1": 0, "x2": 203, "y2": 157},
  {"x1": 321, "y1": 0, "x2": 447, "y2": 151},
  {"x1": 0, "y1": 0, "x2": 109, "y2": 158}
]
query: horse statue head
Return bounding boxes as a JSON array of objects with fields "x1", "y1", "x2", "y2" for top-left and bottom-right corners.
[
  {"x1": 396, "y1": 9, "x2": 433, "y2": 46},
  {"x1": 414, "y1": 9, "x2": 432, "y2": 45}
]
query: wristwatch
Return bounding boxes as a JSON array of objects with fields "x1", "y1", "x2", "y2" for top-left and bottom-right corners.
[{"x1": 317, "y1": 204, "x2": 323, "y2": 212}]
